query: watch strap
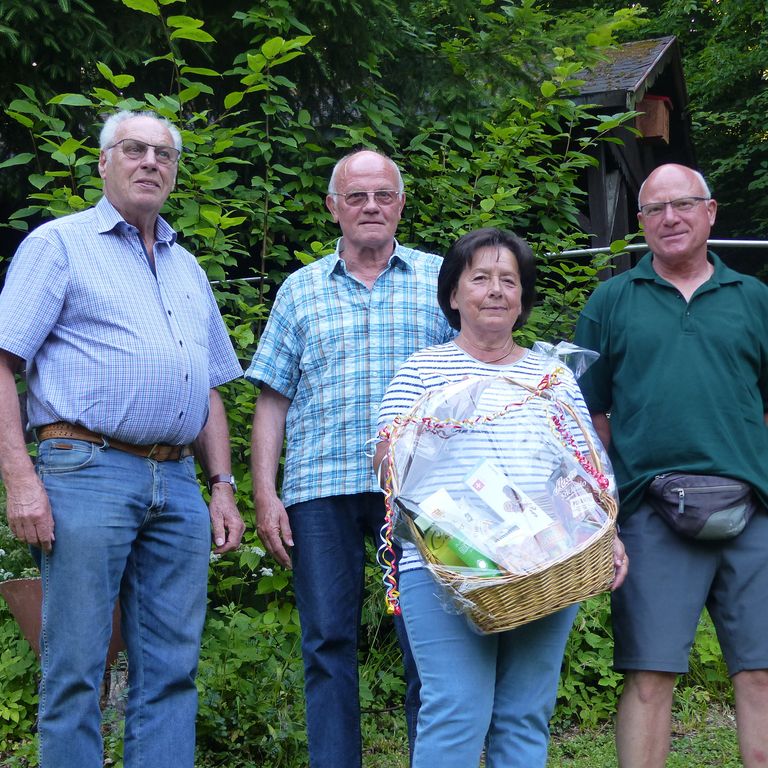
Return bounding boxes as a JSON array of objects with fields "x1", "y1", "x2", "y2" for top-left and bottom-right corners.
[{"x1": 208, "y1": 473, "x2": 237, "y2": 492}]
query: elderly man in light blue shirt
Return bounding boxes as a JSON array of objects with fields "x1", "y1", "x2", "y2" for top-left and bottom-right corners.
[
  {"x1": 0, "y1": 110, "x2": 244, "y2": 768},
  {"x1": 247, "y1": 149, "x2": 454, "y2": 768}
]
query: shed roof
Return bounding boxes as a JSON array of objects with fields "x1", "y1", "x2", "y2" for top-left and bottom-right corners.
[{"x1": 575, "y1": 35, "x2": 687, "y2": 111}]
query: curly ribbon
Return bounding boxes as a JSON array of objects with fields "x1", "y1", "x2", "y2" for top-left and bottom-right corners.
[
  {"x1": 549, "y1": 409, "x2": 610, "y2": 490},
  {"x1": 376, "y1": 431, "x2": 401, "y2": 615},
  {"x1": 377, "y1": 367, "x2": 607, "y2": 613}
]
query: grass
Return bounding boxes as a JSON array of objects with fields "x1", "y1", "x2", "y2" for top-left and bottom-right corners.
[
  {"x1": 360, "y1": 706, "x2": 741, "y2": 768},
  {"x1": 0, "y1": 708, "x2": 741, "y2": 767},
  {"x1": 358, "y1": 706, "x2": 741, "y2": 768},
  {"x1": 548, "y1": 709, "x2": 740, "y2": 766}
]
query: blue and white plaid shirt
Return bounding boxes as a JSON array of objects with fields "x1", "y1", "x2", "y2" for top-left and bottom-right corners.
[
  {"x1": 0, "y1": 197, "x2": 242, "y2": 445},
  {"x1": 246, "y1": 240, "x2": 454, "y2": 507}
]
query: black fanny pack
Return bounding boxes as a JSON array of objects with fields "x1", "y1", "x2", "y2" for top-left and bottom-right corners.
[{"x1": 647, "y1": 473, "x2": 757, "y2": 540}]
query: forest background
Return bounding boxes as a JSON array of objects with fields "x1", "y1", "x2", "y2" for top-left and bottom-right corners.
[{"x1": 0, "y1": 0, "x2": 766, "y2": 765}]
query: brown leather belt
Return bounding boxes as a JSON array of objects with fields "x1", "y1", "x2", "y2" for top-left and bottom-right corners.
[{"x1": 36, "y1": 422, "x2": 193, "y2": 462}]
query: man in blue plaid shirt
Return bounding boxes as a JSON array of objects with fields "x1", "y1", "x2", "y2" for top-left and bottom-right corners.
[
  {"x1": 247, "y1": 149, "x2": 454, "y2": 768},
  {"x1": 0, "y1": 110, "x2": 244, "y2": 768}
]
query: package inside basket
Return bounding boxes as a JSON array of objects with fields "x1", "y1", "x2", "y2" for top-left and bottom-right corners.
[{"x1": 386, "y1": 350, "x2": 616, "y2": 579}]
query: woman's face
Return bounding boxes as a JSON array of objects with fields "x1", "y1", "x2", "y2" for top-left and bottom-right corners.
[{"x1": 450, "y1": 246, "x2": 522, "y2": 337}]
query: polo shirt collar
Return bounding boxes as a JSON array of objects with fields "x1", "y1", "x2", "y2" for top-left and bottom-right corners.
[
  {"x1": 94, "y1": 196, "x2": 178, "y2": 246},
  {"x1": 631, "y1": 250, "x2": 742, "y2": 288}
]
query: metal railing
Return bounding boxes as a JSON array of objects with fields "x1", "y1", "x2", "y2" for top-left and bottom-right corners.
[{"x1": 559, "y1": 239, "x2": 768, "y2": 257}]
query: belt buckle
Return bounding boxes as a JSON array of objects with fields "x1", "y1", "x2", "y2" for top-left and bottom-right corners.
[{"x1": 149, "y1": 443, "x2": 179, "y2": 461}]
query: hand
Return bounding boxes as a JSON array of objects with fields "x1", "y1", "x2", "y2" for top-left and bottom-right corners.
[
  {"x1": 208, "y1": 484, "x2": 245, "y2": 554},
  {"x1": 255, "y1": 493, "x2": 293, "y2": 569},
  {"x1": 6, "y1": 473, "x2": 55, "y2": 553},
  {"x1": 610, "y1": 534, "x2": 628, "y2": 591}
]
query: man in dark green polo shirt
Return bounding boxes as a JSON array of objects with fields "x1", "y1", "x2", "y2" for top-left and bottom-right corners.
[{"x1": 575, "y1": 164, "x2": 768, "y2": 768}]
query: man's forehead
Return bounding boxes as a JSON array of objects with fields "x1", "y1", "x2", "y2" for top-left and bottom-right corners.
[
  {"x1": 642, "y1": 166, "x2": 704, "y2": 199},
  {"x1": 337, "y1": 154, "x2": 397, "y2": 188},
  {"x1": 114, "y1": 116, "x2": 173, "y2": 143}
]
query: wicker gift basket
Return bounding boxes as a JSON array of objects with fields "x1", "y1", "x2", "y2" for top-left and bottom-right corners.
[{"x1": 380, "y1": 362, "x2": 617, "y2": 634}]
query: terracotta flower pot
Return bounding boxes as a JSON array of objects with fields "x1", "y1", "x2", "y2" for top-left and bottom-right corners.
[{"x1": 0, "y1": 577, "x2": 124, "y2": 667}]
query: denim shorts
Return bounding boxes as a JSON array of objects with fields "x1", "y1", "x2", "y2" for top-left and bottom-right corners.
[{"x1": 612, "y1": 500, "x2": 768, "y2": 676}]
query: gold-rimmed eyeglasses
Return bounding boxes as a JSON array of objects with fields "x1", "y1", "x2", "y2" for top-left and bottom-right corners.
[{"x1": 106, "y1": 138, "x2": 181, "y2": 166}]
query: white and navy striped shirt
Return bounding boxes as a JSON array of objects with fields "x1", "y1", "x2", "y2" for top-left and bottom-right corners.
[{"x1": 378, "y1": 341, "x2": 596, "y2": 572}]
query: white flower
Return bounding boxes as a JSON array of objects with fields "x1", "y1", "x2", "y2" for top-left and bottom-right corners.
[{"x1": 259, "y1": 567, "x2": 273, "y2": 577}]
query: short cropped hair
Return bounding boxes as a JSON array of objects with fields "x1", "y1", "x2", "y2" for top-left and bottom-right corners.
[
  {"x1": 437, "y1": 227, "x2": 537, "y2": 332},
  {"x1": 327, "y1": 149, "x2": 404, "y2": 195},
  {"x1": 99, "y1": 110, "x2": 183, "y2": 154}
]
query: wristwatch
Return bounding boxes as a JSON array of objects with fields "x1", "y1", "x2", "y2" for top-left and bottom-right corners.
[{"x1": 207, "y1": 473, "x2": 237, "y2": 493}]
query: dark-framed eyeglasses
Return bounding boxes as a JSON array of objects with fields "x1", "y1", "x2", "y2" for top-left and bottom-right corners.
[
  {"x1": 330, "y1": 189, "x2": 401, "y2": 207},
  {"x1": 106, "y1": 138, "x2": 181, "y2": 166},
  {"x1": 639, "y1": 196, "x2": 710, "y2": 218}
]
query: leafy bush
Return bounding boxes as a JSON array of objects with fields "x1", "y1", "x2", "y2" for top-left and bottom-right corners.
[
  {"x1": 556, "y1": 595, "x2": 622, "y2": 728},
  {"x1": 195, "y1": 602, "x2": 306, "y2": 767},
  {"x1": 0, "y1": 490, "x2": 39, "y2": 757}
]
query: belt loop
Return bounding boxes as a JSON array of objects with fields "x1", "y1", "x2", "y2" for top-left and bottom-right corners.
[
  {"x1": 100, "y1": 436, "x2": 110, "y2": 450},
  {"x1": 146, "y1": 443, "x2": 158, "y2": 460}
]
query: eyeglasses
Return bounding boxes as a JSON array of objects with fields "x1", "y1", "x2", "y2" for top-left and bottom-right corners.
[
  {"x1": 639, "y1": 196, "x2": 710, "y2": 218},
  {"x1": 107, "y1": 138, "x2": 181, "y2": 166},
  {"x1": 330, "y1": 189, "x2": 401, "y2": 207}
]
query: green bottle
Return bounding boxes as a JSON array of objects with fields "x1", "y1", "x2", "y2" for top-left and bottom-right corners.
[{"x1": 414, "y1": 514, "x2": 499, "y2": 571}]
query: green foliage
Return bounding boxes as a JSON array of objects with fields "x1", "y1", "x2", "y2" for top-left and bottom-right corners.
[
  {"x1": 0, "y1": 485, "x2": 38, "y2": 752},
  {"x1": 0, "y1": 606, "x2": 38, "y2": 752},
  {"x1": 556, "y1": 595, "x2": 623, "y2": 728},
  {"x1": 195, "y1": 603, "x2": 306, "y2": 766},
  {"x1": 0, "y1": 492, "x2": 39, "y2": 755}
]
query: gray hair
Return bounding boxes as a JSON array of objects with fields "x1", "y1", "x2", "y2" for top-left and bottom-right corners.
[
  {"x1": 638, "y1": 166, "x2": 712, "y2": 209},
  {"x1": 99, "y1": 110, "x2": 183, "y2": 154},
  {"x1": 328, "y1": 150, "x2": 404, "y2": 195}
]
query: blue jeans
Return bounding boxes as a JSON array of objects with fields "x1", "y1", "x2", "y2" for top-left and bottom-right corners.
[
  {"x1": 35, "y1": 439, "x2": 211, "y2": 768},
  {"x1": 400, "y1": 568, "x2": 578, "y2": 768},
  {"x1": 288, "y1": 493, "x2": 420, "y2": 768}
]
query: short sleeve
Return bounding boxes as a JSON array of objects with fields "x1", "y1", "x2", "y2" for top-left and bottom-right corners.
[
  {"x1": 0, "y1": 232, "x2": 69, "y2": 360},
  {"x1": 245, "y1": 280, "x2": 303, "y2": 399}
]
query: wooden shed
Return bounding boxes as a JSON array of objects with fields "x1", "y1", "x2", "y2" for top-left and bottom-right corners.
[{"x1": 573, "y1": 36, "x2": 697, "y2": 266}]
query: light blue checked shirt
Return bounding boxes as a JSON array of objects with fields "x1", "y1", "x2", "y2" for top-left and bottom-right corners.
[
  {"x1": 0, "y1": 197, "x2": 242, "y2": 445},
  {"x1": 246, "y1": 240, "x2": 454, "y2": 507}
]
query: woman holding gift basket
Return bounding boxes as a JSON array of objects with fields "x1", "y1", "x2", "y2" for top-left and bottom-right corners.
[{"x1": 374, "y1": 227, "x2": 628, "y2": 768}]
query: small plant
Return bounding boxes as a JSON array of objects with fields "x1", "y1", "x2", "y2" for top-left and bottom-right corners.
[
  {"x1": 555, "y1": 594, "x2": 623, "y2": 728},
  {"x1": 0, "y1": 611, "x2": 38, "y2": 755}
]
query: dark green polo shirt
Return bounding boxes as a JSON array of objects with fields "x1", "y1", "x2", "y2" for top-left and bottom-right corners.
[{"x1": 574, "y1": 252, "x2": 768, "y2": 521}]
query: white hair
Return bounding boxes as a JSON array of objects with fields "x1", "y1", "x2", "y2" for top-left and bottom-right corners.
[
  {"x1": 328, "y1": 149, "x2": 404, "y2": 195},
  {"x1": 638, "y1": 165, "x2": 712, "y2": 209},
  {"x1": 99, "y1": 110, "x2": 183, "y2": 153}
]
